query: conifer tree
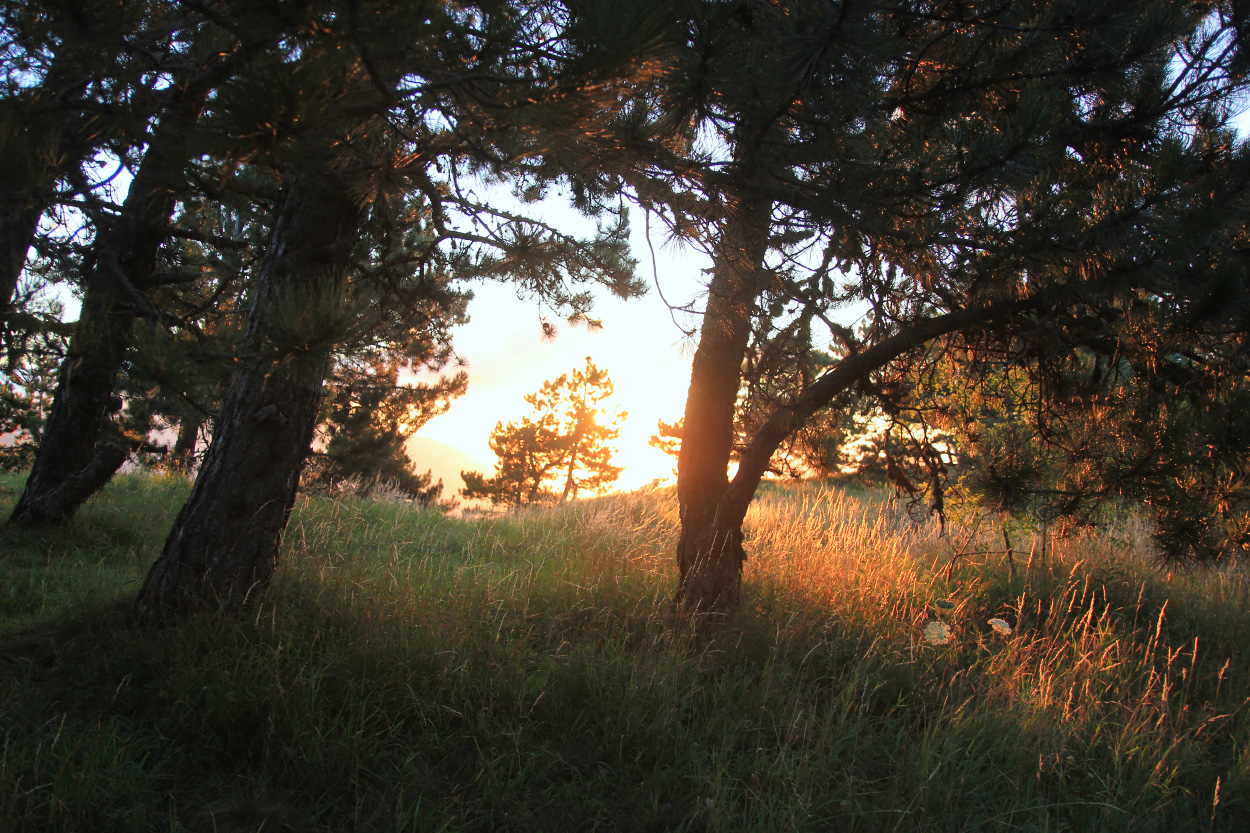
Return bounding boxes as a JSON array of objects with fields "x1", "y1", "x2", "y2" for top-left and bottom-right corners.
[
  {"x1": 0, "y1": 0, "x2": 179, "y2": 336},
  {"x1": 312, "y1": 355, "x2": 466, "y2": 506},
  {"x1": 462, "y1": 357, "x2": 624, "y2": 507},
  {"x1": 7, "y1": 14, "x2": 267, "y2": 526},
  {"x1": 133, "y1": 0, "x2": 663, "y2": 621},
  {"x1": 604, "y1": 0, "x2": 1250, "y2": 610}
]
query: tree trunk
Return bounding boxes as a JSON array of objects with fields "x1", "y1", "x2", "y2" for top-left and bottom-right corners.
[
  {"x1": 7, "y1": 93, "x2": 207, "y2": 527},
  {"x1": 170, "y1": 413, "x2": 204, "y2": 471},
  {"x1": 558, "y1": 422, "x2": 587, "y2": 504},
  {"x1": 0, "y1": 204, "x2": 43, "y2": 323},
  {"x1": 675, "y1": 186, "x2": 772, "y2": 612},
  {"x1": 134, "y1": 168, "x2": 363, "y2": 623},
  {"x1": 677, "y1": 298, "x2": 1030, "y2": 611}
]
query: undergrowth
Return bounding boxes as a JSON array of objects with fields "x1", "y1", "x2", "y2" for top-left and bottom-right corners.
[{"x1": 1, "y1": 471, "x2": 1248, "y2": 831}]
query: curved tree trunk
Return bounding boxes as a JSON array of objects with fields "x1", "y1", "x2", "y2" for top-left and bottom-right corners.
[
  {"x1": 7, "y1": 92, "x2": 208, "y2": 527},
  {"x1": 134, "y1": 168, "x2": 363, "y2": 623},
  {"x1": 675, "y1": 186, "x2": 772, "y2": 612}
]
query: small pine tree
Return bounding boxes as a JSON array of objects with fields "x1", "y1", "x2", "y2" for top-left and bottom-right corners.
[
  {"x1": 312, "y1": 357, "x2": 466, "y2": 508},
  {"x1": 462, "y1": 357, "x2": 624, "y2": 507}
]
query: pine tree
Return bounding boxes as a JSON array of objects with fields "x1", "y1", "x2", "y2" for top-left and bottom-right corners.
[
  {"x1": 462, "y1": 357, "x2": 624, "y2": 507},
  {"x1": 0, "y1": 0, "x2": 176, "y2": 338},
  {"x1": 6, "y1": 7, "x2": 285, "y2": 525},
  {"x1": 608, "y1": 0, "x2": 1250, "y2": 610},
  {"x1": 133, "y1": 0, "x2": 666, "y2": 621},
  {"x1": 312, "y1": 355, "x2": 466, "y2": 507},
  {"x1": 134, "y1": 156, "x2": 366, "y2": 620}
]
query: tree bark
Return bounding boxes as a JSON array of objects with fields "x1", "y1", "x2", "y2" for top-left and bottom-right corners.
[
  {"x1": 7, "y1": 91, "x2": 208, "y2": 527},
  {"x1": 170, "y1": 413, "x2": 204, "y2": 471},
  {"x1": 675, "y1": 187, "x2": 772, "y2": 612},
  {"x1": 133, "y1": 168, "x2": 363, "y2": 623}
]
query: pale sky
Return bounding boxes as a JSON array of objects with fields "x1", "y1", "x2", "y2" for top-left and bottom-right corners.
[{"x1": 408, "y1": 207, "x2": 709, "y2": 494}]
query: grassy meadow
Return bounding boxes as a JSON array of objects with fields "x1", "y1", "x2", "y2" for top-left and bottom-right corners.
[{"x1": 1, "y1": 470, "x2": 1249, "y2": 831}]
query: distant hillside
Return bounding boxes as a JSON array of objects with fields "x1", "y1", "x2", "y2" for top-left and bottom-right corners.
[{"x1": 405, "y1": 436, "x2": 490, "y2": 499}]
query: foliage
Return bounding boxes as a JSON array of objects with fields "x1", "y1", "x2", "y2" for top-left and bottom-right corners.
[
  {"x1": 462, "y1": 357, "x2": 624, "y2": 507},
  {"x1": 0, "y1": 288, "x2": 67, "y2": 471},
  {"x1": 568, "y1": 0, "x2": 1250, "y2": 608},
  {"x1": 648, "y1": 416, "x2": 682, "y2": 474},
  {"x1": 913, "y1": 338, "x2": 1250, "y2": 562},
  {"x1": 308, "y1": 356, "x2": 466, "y2": 508},
  {"x1": 5, "y1": 0, "x2": 660, "y2": 549}
]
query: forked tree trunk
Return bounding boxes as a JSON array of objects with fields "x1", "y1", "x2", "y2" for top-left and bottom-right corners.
[
  {"x1": 8, "y1": 94, "x2": 208, "y2": 527},
  {"x1": 677, "y1": 284, "x2": 1020, "y2": 612},
  {"x1": 134, "y1": 168, "x2": 363, "y2": 623},
  {"x1": 5, "y1": 266, "x2": 134, "y2": 525},
  {"x1": 675, "y1": 186, "x2": 772, "y2": 612}
]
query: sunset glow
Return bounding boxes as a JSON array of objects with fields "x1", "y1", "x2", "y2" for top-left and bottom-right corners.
[{"x1": 408, "y1": 228, "x2": 705, "y2": 497}]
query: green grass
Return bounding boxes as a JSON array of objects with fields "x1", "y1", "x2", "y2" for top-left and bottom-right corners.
[{"x1": 2, "y1": 470, "x2": 1249, "y2": 831}]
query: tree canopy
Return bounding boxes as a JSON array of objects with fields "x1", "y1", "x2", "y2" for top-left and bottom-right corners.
[
  {"x1": 3, "y1": 0, "x2": 1250, "y2": 620},
  {"x1": 593, "y1": 0, "x2": 1250, "y2": 610}
]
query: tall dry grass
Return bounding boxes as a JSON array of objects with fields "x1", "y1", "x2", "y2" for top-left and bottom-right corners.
[{"x1": 1, "y1": 471, "x2": 1248, "y2": 831}]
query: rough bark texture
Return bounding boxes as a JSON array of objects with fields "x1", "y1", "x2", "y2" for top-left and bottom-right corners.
[
  {"x1": 133, "y1": 170, "x2": 363, "y2": 623},
  {"x1": 8, "y1": 95, "x2": 206, "y2": 527},
  {"x1": 170, "y1": 414, "x2": 204, "y2": 471},
  {"x1": 675, "y1": 189, "x2": 772, "y2": 612}
]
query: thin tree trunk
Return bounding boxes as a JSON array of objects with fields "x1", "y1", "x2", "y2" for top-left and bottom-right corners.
[
  {"x1": 134, "y1": 168, "x2": 363, "y2": 623},
  {"x1": 170, "y1": 413, "x2": 204, "y2": 471},
  {"x1": 558, "y1": 422, "x2": 587, "y2": 504},
  {"x1": 7, "y1": 91, "x2": 208, "y2": 527},
  {"x1": 675, "y1": 187, "x2": 772, "y2": 612}
]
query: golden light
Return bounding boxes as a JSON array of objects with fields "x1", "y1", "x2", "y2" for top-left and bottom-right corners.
[{"x1": 407, "y1": 282, "x2": 693, "y2": 496}]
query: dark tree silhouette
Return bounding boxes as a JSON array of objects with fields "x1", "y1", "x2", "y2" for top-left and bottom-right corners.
[{"x1": 600, "y1": 0, "x2": 1250, "y2": 610}]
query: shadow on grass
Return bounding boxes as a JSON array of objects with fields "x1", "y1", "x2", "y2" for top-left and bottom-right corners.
[{"x1": 1, "y1": 476, "x2": 1248, "y2": 831}]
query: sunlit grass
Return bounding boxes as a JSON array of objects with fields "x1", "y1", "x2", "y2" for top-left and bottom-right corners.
[{"x1": 1, "y1": 471, "x2": 1248, "y2": 830}]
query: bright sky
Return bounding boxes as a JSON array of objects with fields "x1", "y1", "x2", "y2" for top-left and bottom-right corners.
[{"x1": 409, "y1": 206, "x2": 708, "y2": 494}]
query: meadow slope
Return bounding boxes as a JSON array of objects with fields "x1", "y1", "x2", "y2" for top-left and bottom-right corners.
[{"x1": 1, "y1": 471, "x2": 1248, "y2": 831}]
